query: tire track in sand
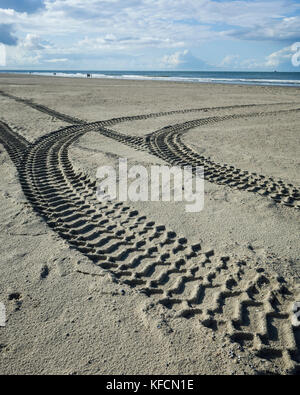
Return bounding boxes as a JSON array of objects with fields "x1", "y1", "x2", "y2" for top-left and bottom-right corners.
[
  {"x1": 1, "y1": 89, "x2": 299, "y2": 210},
  {"x1": 144, "y1": 109, "x2": 300, "y2": 210},
  {"x1": 0, "y1": 118, "x2": 299, "y2": 374}
]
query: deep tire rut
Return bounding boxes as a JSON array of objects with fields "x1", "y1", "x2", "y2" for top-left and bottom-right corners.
[{"x1": 144, "y1": 109, "x2": 300, "y2": 210}]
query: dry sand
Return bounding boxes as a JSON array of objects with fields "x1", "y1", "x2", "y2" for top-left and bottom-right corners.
[{"x1": 0, "y1": 74, "x2": 299, "y2": 375}]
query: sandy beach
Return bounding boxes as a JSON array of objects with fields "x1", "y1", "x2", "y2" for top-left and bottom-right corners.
[{"x1": 0, "y1": 73, "x2": 299, "y2": 375}]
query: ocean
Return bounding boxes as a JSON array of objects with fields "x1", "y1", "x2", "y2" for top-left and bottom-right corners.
[{"x1": 1, "y1": 70, "x2": 300, "y2": 87}]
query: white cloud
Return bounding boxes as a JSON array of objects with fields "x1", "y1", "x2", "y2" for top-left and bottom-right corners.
[
  {"x1": 265, "y1": 45, "x2": 295, "y2": 67},
  {"x1": 6, "y1": 45, "x2": 42, "y2": 66},
  {"x1": 223, "y1": 44, "x2": 300, "y2": 70},
  {"x1": 44, "y1": 58, "x2": 68, "y2": 63},
  {"x1": 22, "y1": 33, "x2": 51, "y2": 50},
  {"x1": 229, "y1": 15, "x2": 300, "y2": 41},
  {"x1": 162, "y1": 50, "x2": 189, "y2": 67},
  {"x1": 78, "y1": 35, "x2": 184, "y2": 51},
  {"x1": 161, "y1": 49, "x2": 210, "y2": 69},
  {"x1": 5, "y1": 34, "x2": 52, "y2": 66},
  {"x1": 220, "y1": 54, "x2": 240, "y2": 67},
  {"x1": 1, "y1": 0, "x2": 300, "y2": 69},
  {"x1": 42, "y1": 0, "x2": 299, "y2": 29},
  {"x1": 0, "y1": 9, "x2": 16, "y2": 17},
  {"x1": 3, "y1": 0, "x2": 298, "y2": 46}
]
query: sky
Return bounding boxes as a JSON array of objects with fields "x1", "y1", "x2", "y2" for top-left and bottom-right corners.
[{"x1": 0, "y1": 0, "x2": 299, "y2": 71}]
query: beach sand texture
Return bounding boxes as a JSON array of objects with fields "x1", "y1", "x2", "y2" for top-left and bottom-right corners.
[{"x1": 0, "y1": 74, "x2": 299, "y2": 375}]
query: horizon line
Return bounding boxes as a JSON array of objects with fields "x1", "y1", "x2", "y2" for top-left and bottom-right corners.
[{"x1": 0, "y1": 69, "x2": 299, "y2": 73}]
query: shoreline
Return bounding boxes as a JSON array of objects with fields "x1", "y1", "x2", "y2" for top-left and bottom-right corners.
[{"x1": 1, "y1": 71, "x2": 300, "y2": 88}]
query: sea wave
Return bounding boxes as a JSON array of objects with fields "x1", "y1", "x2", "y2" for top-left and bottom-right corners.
[{"x1": 15, "y1": 71, "x2": 300, "y2": 87}]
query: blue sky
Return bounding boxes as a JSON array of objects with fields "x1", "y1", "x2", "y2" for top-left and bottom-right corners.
[{"x1": 0, "y1": 0, "x2": 299, "y2": 70}]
